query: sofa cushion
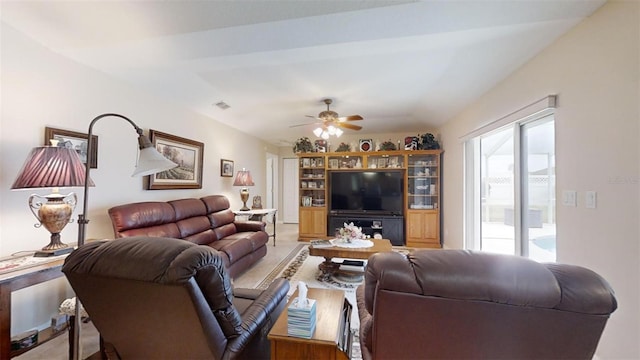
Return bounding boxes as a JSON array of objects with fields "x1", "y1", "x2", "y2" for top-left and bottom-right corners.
[
  {"x1": 201, "y1": 195, "x2": 230, "y2": 213},
  {"x1": 169, "y1": 198, "x2": 219, "y2": 244},
  {"x1": 118, "y1": 224, "x2": 181, "y2": 239},
  {"x1": 108, "y1": 202, "x2": 178, "y2": 238},
  {"x1": 209, "y1": 231, "x2": 267, "y2": 264}
]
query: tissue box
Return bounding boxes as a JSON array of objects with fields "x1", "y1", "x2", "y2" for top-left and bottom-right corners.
[{"x1": 287, "y1": 297, "x2": 317, "y2": 339}]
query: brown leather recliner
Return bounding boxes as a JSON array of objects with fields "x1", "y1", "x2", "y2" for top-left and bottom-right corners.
[
  {"x1": 356, "y1": 249, "x2": 617, "y2": 360},
  {"x1": 63, "y1": 236, "x2": 289, "y2": 359}
]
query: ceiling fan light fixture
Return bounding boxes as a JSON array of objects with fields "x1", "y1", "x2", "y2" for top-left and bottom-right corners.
[{"x1": 298, "y1": 98, "x2": 363, "y2": 138}]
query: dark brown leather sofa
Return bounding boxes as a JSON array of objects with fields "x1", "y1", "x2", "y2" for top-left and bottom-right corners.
[
  {"x1": 108, "y1": 195, "x2": 267, "y2": 278},
  {"x1": 357, "y1": 249, "x2": 617, "y2": 360},
  {"x1": 63, "y1": 236, "x2": 289, "y2": 359}
]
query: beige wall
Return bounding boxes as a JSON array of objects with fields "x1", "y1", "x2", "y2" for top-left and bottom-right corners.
[
  {"x1": 439, "y1": 1, "x2": 639, "y2": 357},
  {"x1": 1, "y1": 23, "x2": 273, "y2": 334}
]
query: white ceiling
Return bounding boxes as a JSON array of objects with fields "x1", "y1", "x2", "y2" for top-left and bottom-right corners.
[{"x1": 1, "y1": 0, "x2": 606, "y2": 146}]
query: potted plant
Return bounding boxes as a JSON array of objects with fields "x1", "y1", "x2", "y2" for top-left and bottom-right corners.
[
  {"x1": 418, "y1": 133, "x2": 440, "y2": 150},
  {"x1": 336, "y1": 142, "x2": 351, "y2": 152},
  {"x1": 379, "y1": 140, "x2": 397, "y2": 151},
  {"x1": 293, "y1": 137, "x2": 314, "y2": 153}
]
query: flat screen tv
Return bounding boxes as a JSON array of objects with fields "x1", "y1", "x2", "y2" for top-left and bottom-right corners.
[{"x1": 329, "y1": 171, "x2": 404, "y2": 215}]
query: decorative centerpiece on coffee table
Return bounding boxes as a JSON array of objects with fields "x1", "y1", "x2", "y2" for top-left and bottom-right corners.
[
  {"x1": 338, "y1": 222, "x2": 365, "y2": 243},
  {"x1": 334, "y1": 223, "x2": 374, "y2": 248}
]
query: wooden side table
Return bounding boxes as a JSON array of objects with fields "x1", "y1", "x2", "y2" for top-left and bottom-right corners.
[
  {"x1": 268, "y1": 288, "x2": 352, "y2": 359},
  {"x1": 0, "y1": 254, "x2": 67, "y2": 358}
]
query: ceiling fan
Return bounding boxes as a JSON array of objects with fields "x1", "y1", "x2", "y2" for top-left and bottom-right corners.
[{"x1": 290, "y1": 99, "x2": 363, "y2": 138}]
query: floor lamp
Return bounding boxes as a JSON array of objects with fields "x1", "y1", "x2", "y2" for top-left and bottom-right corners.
[{"x1": 72, "y1": 113, "x2": 177, "y2": 360}]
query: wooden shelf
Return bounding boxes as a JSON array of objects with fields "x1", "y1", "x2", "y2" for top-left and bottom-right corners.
[
  {"x1": 10, "y1": 326, "x2": 68, "y2": 357},
  {"x1": 297, "y1": 149, "x2": 443, "y2": 247}
]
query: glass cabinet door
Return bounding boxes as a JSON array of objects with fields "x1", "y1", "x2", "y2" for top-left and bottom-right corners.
[
  {"x1": 407, "y1": 153, "x2": 439, "y2": 209},
  {"x1": 299, "y1": 156, "x2": 325, "y2": 207},
  {"x1": 327, "y1": 155, "x2": 363, "y2": 169},
  {"x1": 365, "y1": 154, "x2": 404, "y2": 169}
]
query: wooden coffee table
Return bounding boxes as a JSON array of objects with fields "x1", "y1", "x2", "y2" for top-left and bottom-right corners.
[{"x1": 308, "y1": 239, "x2": 392, "y2": 280}]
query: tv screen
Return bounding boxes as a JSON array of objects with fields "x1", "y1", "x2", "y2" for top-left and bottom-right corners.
[{"x1": 329, "y1": 171, "x2": 404, "y2": 215}]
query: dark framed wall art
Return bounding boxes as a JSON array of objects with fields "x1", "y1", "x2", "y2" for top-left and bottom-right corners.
[
  {"x1": 148, "y1": 130, "x2": 204, "y2": 190},
  {"x1": 221, "y1": 159, "x2": 234, "y2": 177},
  {"x1": 44, "y1": 127, "x2": 99, "y2": 168}
]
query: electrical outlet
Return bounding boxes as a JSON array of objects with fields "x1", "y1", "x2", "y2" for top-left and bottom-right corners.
[
  {"x1": 585, "y1": 191, "x2": 597, "y2": 209},
  {"x1": 562, "y1": 190, "x2": 577, "y2": 207}
]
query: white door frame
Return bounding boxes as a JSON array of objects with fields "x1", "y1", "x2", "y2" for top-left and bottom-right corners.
[{"x1": 282, "y1": 157, "x2": 299, "y2": 223}]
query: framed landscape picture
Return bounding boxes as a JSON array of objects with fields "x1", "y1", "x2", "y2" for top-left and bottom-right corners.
[
  {"x1": 148, "y1": 130, "x2": 204, "y2": 190},
  {"x1": 44, "y1": 127, "x2": 98, "y2": 168}
]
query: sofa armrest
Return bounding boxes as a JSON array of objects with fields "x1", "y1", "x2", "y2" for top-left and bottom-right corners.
[
  {"x1": 234, "y1": 220, "x2": 266, "y2": 232},
  {"x1": 225, "y1": 278, "x2": 289, "y2": 356}
]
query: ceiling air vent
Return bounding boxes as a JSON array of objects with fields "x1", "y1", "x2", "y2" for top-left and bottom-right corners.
[{"x1": 215, "y1": 101, "x2": 230, "y2": 110}]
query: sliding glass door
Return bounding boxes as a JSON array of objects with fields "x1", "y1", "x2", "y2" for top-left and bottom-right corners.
[
  {"x1": 467, "y1": 115, "x2": 556, "y2": 262},
  {"x1": 522, "y1": 118, "x2": 556, "y2": 261},
  {"x1": 479, "y1": 127, "x2": 516, "y2": 255}
]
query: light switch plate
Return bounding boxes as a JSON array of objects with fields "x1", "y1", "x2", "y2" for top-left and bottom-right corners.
[
  {"x1": 585, "y1": 191, "x2": 597, "y2": 209},
  {"x1": 562, "y1": 190, "x2": 577, "y2": 207}
]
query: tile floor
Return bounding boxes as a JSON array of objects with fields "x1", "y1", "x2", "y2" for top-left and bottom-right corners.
[{"x1": 16, "y1": 223, "x2": 304, "y2": 359}]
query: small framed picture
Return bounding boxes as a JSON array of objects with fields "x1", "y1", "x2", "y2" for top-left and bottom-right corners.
[
  {"x1": 329, "y1": 159, "x2": 339, "y2": 169},
  {"x1": 315, "y1": 139, "x2": 327, "y2": 153},
  {"x1": 302, "y1": 158, "x2": 311, "y2": 168},
  {"x1": 44, "y1": 127, "x2": 98, "y2": 168},
  {"x1": 221, "y1": 159, "x2": 234, "y2": 177},
  {"x1": 405, "y1": 136, "x2": 418, "y2": 150},
  {"x1": 377, "y1": 158, "x2": 387, "y2": 168},
  {"x1": 359, "y1": 139, "x2": 373, "y2": 152}
]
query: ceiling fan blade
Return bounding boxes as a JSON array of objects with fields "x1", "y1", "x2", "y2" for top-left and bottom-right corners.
[
  {"x1": 338, "y1": 123, "x2": 362, "y2": 131},
  {"x1": 338, "y1": 115, "x2": 363, "y2": 121},
  {"x1": 305, "y1": 115, "x2": 320, "y2": 120},
  {"x1": 289, "y1": 122, "x2": 318, "y2": 128}
]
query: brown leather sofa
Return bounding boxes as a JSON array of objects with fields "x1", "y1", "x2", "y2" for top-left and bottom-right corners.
[
  {"x1": 108, "y1": 195, "x2": 268, "y2": 278},
  {"x1": 63, "y1": 236, "x2": 289, "y2": 359},
  {"x1": 357, "y1": 249, "x2": 617, "y2": 360}
]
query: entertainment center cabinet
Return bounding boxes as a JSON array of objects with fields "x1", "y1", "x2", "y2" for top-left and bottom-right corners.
[
  {"x1": 297, "y1": 149, "x2": 443, "y2": 248},
  {"x1": 328, "y1": 215, "x2": 404, "y2": 246}
]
